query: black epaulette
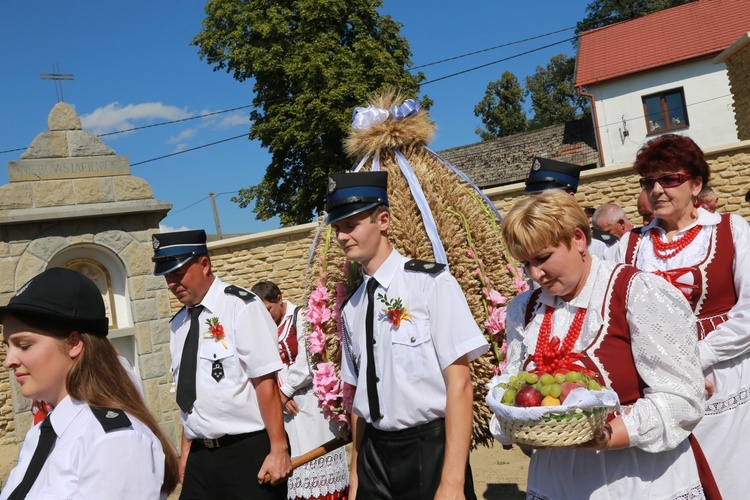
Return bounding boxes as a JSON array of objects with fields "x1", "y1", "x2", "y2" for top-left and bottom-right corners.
[
  {"x1": 404, "y1": 259, "x2": 446, "y2": 274},
  {"x1": 90, "y1": 406, "x2": 132, "y2": 432},
  {"x1": 340, "y1": 281, "x2": 364, "y2": 310},
  {"x1": 170, "y1": 305, "x2": 186, "y2": 323},
  {"x1": 592, "y1": 227, "x2": 617, "y2": 247},
  {"x1": 225, "y1": 285, "x2": 256, "y2": 301}
]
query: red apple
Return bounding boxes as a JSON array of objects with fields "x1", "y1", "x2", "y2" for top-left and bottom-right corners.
[
  {"x1": 515, "y1": 385, "x2": 543, "y2": 407},
  {"x1": 560, "y1": 382, "x2": 585, "y2": 403}
]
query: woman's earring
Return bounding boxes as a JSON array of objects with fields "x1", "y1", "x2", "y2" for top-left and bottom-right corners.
[{"x1": 693, "y1": 197, "x2": 700, "y2": 208}]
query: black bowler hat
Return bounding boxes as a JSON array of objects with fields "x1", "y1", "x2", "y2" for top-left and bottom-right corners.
[
  {"x1": 326, "y1": 171, "x2": 389, "y2": 224},
  {"x1": 524, "y1": 157, "x2": 582, "y2": 194},
  {"x1": 152, "y1": 229, "x2": 208, "y2": 276},
  {"x1": 0, "y1": 267, "x2": 109, "y2": 336}
]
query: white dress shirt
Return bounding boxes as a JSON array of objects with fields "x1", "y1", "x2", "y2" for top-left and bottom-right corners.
[
  {"x1": 341, "y1": 249, "x2": 488, "y2": 431},
  {"x1": 170, "y1": 277, "x2": 283, "y2": 440},
  {"x1": 0, "y1": 396, "x2": 166, "y2": 500}
]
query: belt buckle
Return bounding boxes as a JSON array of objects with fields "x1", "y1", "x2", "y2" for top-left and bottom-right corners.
[{"x1": 202, "y1": 438, "x2": 220, "y2": 449}]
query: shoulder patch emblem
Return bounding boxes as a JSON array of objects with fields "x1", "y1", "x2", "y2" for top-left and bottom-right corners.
[
  {"x1": 225, "y1": 285, "x2": 256, "y2": 301},
  {"x1": 404, "y1": 259, "x2": 446, "y2": 274},
  {"x1": 90, "y1": 406, "x2": 132, "y2": 432}
]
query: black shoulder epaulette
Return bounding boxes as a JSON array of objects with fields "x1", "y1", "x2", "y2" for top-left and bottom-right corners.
[
  {"x1": 340, "y1": 281, "x2": 364, "y2": 310},
  {"x1": 404, "y1": 259, "x2": 446, "y2": 274},
  {"x1": 225, "y1": 285, "x2": 256, "y2": 301},
  {"x1": 592, "y1": 227, "x2": 617, "y2": 247},
  {"x1": 170, "y1": 305, "x2": 186, "y2": 323},
  {"x1": 90, "y1": 406, "x2": 132, "y2": 432}
]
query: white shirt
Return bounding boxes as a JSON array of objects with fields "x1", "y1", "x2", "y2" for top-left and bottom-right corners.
[
  {"x1": 494, "y1": 258, "x2": 705, "y2": 498},
  {"x1": 170, "y1": 277, "x2": 283, "y2": 440},
  {"x1": 277, "y1": 301, "x2": 313, "y2": 398},
  {"x1": 341, "y1": 249, "x2": 488, "y2": 430},
  {"x1": 0, "y1": 396, "x2": 166, "y2": 500},
  {"x1": 616, "y1": 208, "x2": 750, "y2": 371}
]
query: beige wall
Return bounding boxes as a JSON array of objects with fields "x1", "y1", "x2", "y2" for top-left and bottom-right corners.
[
  {"x1": 487, "y1": 142, "x2": 750, "y2": 222},
  {"x1": 722, "y1": 37, "x2": 750, "y2": 141}
]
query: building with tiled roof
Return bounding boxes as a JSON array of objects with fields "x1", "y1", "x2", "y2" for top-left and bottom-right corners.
[
  {"x1": 575, "y1": 0, "x2": 747, "y2": 166},
  {"x1": 438, "y1": 118, "x2": 599, "y2": 189}
]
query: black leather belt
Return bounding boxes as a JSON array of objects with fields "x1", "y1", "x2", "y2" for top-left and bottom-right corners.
[{"x1": 192, "y1": 430, "x2": 264, "y2": 449}]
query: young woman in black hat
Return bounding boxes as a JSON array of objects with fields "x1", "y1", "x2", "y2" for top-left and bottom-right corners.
[{"x1": 0, "y1": 267, "x2": 179, "y2": 499}]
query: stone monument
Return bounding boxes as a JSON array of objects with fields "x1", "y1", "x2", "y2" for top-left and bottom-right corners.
[{"x1": 0, "y1": 103, "x2": 180, "y2": 446}]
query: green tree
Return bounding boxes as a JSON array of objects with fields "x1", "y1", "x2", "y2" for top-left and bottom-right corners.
[
  {"x1": 473, "y1": 71, "x2": 527, "y2": 141},
  {"x1": 525, "y1": 54, "x2": 589, "y2": 129},
  {"x1": 576, "y1": 0, "x2": 695, "y2": 36},
  {"x1": 192, "y1": 0, "x2": 425, "y2": 225}
]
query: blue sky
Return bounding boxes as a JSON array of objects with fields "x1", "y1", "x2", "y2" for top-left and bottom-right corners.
[{"x1": 1, "y1": 0, "x2": 591, "y2": 235}]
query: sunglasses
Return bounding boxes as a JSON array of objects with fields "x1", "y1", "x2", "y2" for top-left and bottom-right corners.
[{"x1": 639, "y1": 173, "x2": 692, "y2": 190}]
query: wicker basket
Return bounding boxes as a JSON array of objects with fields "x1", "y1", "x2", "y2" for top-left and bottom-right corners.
[{"x1": 497, "y1": 407, "x2": 608, "y2": 447}]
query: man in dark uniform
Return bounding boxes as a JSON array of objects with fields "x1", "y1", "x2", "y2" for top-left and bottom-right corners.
[
  {"x1": 328, "y1": 171, "x2": 488, "y2": 499},
  {"x1": 152, "y1": 229, "x2": 291, "y2": 499},
  {"x1": 524, "y1": 157, "x2": 614, "y2": 257}
]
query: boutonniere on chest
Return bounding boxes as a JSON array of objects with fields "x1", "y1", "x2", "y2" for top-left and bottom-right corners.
[
  {"x1": 204, "y1": 317, "x2": 228, "y2": 348},
  {"x1": 377, "y1": 293, "x2": 412, "y2": 329}
]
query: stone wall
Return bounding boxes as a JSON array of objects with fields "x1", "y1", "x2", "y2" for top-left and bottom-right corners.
[
  {"x1": 168, "y1": 223, "x2": 318, "y2": 313},
  {"x1": 486, "y1": 141, "x2": 750, "y2": 221},
  {"x1": 720, "y1": 34, "x2": 750, "y2": 141}
]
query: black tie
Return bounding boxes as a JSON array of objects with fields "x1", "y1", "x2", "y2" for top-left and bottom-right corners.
[
  {"x1": 8, "y1": 415, "x2": 56, "y2": 500},
  {"x1": 365, "y1": 278, "x2": 381, "y2": 422},
  {"x1": 177, "y1": 305, "x2": 204, "y2": 413}
]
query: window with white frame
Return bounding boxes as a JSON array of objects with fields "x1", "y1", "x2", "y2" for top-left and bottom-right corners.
[{"x1": 642, "y1": 88, "x2": 689, "y2": 134}]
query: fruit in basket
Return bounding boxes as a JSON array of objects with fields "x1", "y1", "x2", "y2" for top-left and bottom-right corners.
[
  {"x1": 514, "y1": 385, "x2": 543, "y2": 407},
  {"x1": 560, "y1": 382, "x2": 585, "y2": 402},
  {"x1": 496, "y1": 369, "x2": 605, "y2": 407},
  {"x1": 541, "y1": 396, "x2": 561, "y2": 406}
]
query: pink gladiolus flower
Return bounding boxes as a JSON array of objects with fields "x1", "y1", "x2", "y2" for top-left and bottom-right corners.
[
  {"x1": 467, "y1": 248, "x2": 476, "y2": 259},
  {"x1": 487, "y1": 289, "x2": 507, "y2": 306},
  {"x1": 484, "y1": 306, "x2": 507, "y2": 334}
]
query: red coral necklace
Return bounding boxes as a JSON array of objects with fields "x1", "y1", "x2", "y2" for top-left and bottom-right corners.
[
  {"x1": 650, "y1": 225, "x2": 701, "y2": 259},
  {"x1": 532, "y1": 306, "x2": 587, "y2": 374}
]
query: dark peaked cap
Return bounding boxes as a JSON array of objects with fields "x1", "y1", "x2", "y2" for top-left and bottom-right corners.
[
  {"x1": 0, "y1": 267, "x2": 109, "y2": 336},
  {"x1": 152, "y1": 229, "x2": 208, "y2": 276},
  {"x1": 524, "y1": 157, "x2": 582, "y2": 194},
  {"x1": 326, "y1": 171, "x2": 389, "y2": 224}
]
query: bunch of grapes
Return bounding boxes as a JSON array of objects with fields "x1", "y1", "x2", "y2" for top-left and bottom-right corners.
[{"x1": 497, "y1": 370, "x2": 603, "y2": 407}]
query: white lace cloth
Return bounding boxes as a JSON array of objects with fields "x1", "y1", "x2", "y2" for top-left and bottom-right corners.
[
  {"x1": 617, "y1": 209, "x2": 750, "y2": 499},
  {"x1": 499, "y1": 257, "x2": 705, "y2": 499},
  {"x1": 486, "y1": 375, "x2": 619, "y2": 446},
  {"x1": 287, "y1": 447, "x2": 349, "y2": 499}
]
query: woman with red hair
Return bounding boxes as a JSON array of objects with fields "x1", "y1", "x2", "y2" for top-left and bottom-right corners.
[{"x1": 620, "y1": 133, "x2": 750, "y2": 498}]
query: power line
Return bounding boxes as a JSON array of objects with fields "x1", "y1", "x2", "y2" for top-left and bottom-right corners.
[
  {"x1": 168, "y1": 195, "x2": 210, "y2": 217},
  {"x1": 411, "y1": 26, "x2": 575, "y2": 71},
  {"x1": 130, "y1": 133, "x2": 248, "y2": 166},
  {"x1": 421, "y1": 37, "x2": 575, "y2": 86},
  {"x1": 97, "y1": 104, "x2": 253, "y2": 137}
]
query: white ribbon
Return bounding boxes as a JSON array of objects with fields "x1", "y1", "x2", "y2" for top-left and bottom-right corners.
[
  {"x1": 394, "y1": 149, "x2": 448, "y2": 266},
  {"x1": 351, "y1": 106, "x2": 389, "y2": 130}
]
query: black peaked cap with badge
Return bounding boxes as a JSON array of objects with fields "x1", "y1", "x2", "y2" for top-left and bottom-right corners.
[
  {"x1": 326, "y1": 171, "x2": 389, "y2": 225},
  {"x1": 152, "y1": 229, "x2": 208, "y2": 276},
  {"x1": 524, "y1": 157, "x2": 582, "y2": 194},
  {"x1": 0, "y1": 267, "x2": 109, "y2": 336}
]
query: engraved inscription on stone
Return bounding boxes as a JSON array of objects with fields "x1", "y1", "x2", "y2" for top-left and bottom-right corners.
[{"x1": 8, "y1": 156, "x2": 130, "y2": 182}]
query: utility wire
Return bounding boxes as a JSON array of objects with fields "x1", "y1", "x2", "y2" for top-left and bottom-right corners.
[
  {"x1": 421, "y1": 37, "x2": 575, "y2": 86},
  {"x1": 130, "y1": 133, "x2": 248, "y2": 166},
  {"x1": 97, "y1": 104, "x2": 253, "y2": 137}
]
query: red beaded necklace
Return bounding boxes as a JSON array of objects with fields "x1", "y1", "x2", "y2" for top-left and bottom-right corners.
[
  {"x1": 650, "y1": 225, "x2": 702, "y2": 259},
  {"x1": 532, "y1": 306, "x2": 587, "y2": 374}
]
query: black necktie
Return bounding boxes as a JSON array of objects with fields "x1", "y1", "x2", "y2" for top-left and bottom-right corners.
[
  {"x1": 365, "y1": 278, "x2": 382, "y2": 421},
  {"x1": 8, "y1": 415, "x2": 56, "y2": 500},
  {"x1": 177, "y1": 305, "x2": 204, "y2": 413}
]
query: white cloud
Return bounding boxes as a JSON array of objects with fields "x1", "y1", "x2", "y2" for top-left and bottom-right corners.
[
  {"x1": 167, "y1": 128, "x2": 198, "y2": 144},
  {"x1": 80, "y1": 102, "x2": 192, "y2": 135},
  {"x1": 215, "y1": 112, "x2": 248, "y2": 129},
  {"x1": 159, "y1": 223, "x2": 192, "y2": 233}
]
